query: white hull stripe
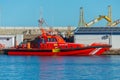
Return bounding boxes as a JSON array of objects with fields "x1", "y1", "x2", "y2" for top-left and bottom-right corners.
[{"x1": 89, "y1": 48, "x2": 102, "y2": 55}]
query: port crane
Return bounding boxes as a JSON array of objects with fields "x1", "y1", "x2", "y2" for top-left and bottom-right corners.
[
  {"x1": 78, "y1": 6, "x2": 113, "y2": 27},
  {"x1": 111, "y1": 19, "x2": 120, "y2": 26},
  {"x1": 85, "y1": 15, "x2": 112, "y2": 27}
]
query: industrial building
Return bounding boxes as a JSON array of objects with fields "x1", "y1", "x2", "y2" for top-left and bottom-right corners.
[
  {"x1": 0, "y1": 35, "x2": 23, "y2": 48},
  {"x1": 0, "y1": 35, "x2": 15, "y2": 48},
  {"x1": 74, "y1": 5, "x2": 120, "y2": 49},
  {"x1": 74, "y1": 27, "x2": 120, "y2": 49}
]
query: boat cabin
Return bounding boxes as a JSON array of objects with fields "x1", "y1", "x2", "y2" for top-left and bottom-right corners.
[{"x1": 26, "y1": 34, "x2": 85, "y2": 50}]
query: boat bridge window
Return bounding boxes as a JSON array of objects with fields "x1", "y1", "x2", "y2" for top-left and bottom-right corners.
[
  {"x1": 41, "y1": 38, "x2": 46, "y2": 43},
  {"x1": 48, "y1": 38, "x2": 57, "y2": 42}
]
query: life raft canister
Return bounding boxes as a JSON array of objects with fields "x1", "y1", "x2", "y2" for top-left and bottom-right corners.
[{"x1": 52, "y1": 43, "x2": 60, "y2": 52}]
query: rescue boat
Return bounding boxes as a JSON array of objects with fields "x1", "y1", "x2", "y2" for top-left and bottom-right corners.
[{"x1": 4, "y1": 28, "x2": 111, "y2": 56}]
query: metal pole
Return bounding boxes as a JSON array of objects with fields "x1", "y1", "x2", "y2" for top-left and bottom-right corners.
[
  {"x1": 108, "y1": 5, "x2": 112, "y2": 27},
  {"x1": 109, "y1": 33, "x2": 112, "y2": 45}
]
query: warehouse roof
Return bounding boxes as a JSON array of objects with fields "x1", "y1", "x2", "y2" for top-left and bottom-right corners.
[{"x1": 74, "y1": 27, "x2": 120, "y2": 35}]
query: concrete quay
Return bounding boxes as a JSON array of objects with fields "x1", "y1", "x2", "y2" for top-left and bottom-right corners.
[
  {"x1": 0, "y1": 26, "x2": 75, "y2": 35},
  {"x1": 103, "y1": 49, "x2": 120, "y2": 55}
]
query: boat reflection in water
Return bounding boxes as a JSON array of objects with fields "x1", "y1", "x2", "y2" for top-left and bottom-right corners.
[{"x1": 1, "y1": 55, "x2": 119, "y2": 80}]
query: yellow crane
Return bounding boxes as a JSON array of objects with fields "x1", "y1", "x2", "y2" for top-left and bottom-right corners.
[
  {"x1": 111, "y1": 19, "x2": 120, "y2": 26},
  {"x1": 85, "y1": 15, "x2": 112, "y2": 27}
]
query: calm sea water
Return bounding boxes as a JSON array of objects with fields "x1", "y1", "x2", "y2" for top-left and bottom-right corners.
[{"x1": 0, "y1": 55, "x2": 120, "y2": 80}]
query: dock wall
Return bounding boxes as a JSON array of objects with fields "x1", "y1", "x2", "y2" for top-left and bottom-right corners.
[{"x1": 0, "y1": 26, "x2": 75, "y2": 35}]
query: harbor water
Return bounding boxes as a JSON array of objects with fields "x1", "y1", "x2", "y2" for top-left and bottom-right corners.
[{"x1": 0, "y1": 55, "x2": 120, "y2": 80}]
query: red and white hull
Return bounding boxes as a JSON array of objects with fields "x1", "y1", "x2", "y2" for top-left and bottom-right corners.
[{"x1": 4, "y1": 45, "x2": 111, "y2": 56}]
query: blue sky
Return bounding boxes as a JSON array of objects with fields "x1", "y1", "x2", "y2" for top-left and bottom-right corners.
[{"x1": 0, "y1": 0, "x2": 119, "y2": 27}]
